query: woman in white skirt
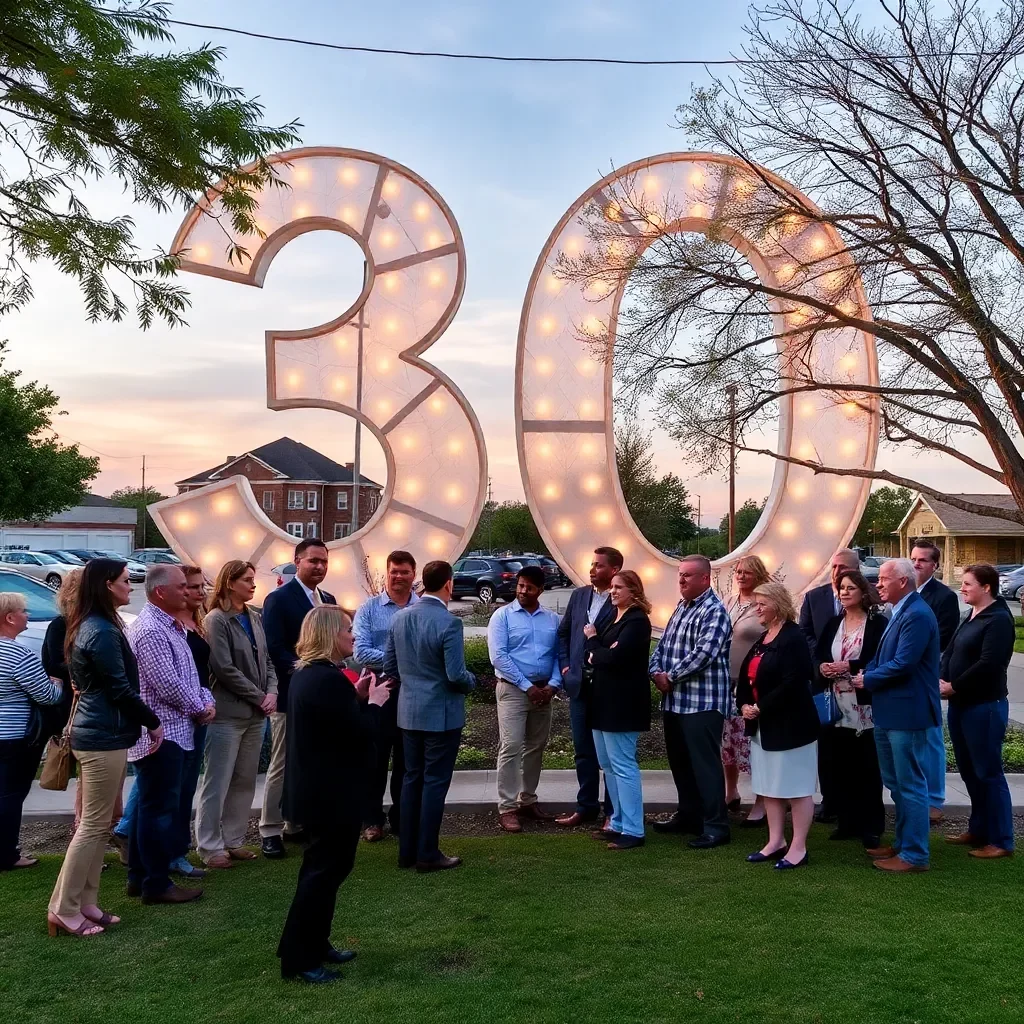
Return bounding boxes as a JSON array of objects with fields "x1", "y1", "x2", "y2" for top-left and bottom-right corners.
[{"x1": 736, "y1": 582, "x2": 820, "y2": 870}]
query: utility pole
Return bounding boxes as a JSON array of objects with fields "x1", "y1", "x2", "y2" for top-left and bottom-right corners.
[
  {"x1": 140, "y1": 454, "x2": 147, "y2": 548},
  {"x1": 487, "y1": 476, "x2": 493, "y2": 553},
  {"x1": 351, "y1": 261, "x2": 369, "y2": 536},
  {"x1": 726, "y1": 384, "x2": 738, "y2": 551},
  {"x1": 695, "y1": 494, "x2": 701, "y2": 554}
]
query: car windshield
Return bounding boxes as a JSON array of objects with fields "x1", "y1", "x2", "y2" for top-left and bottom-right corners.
[
  {"x1": 501, "y1": 560, "x2": 524, "y2": 571},
  {"x1": 53, "y1": 552, "x2": 84, "y2": 564},
  {"x1": 32, "y1": 553, "x2": 60, "y2": 564},
  {"x1": 0, "y1": 571, "x2": 59, "y2": 619}
]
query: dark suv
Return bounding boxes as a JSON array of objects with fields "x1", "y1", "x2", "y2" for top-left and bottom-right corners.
[
  {"x1": 451, "y1": 557, "x2": 525, "y2": 603},
  {"x1": 517, "y1": 555, "x2": 570, "y2": 589}
]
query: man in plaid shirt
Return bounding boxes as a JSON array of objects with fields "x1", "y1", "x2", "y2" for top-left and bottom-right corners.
[{"x1": 649, "y1": 555, "x2": 733, "y2": 848}]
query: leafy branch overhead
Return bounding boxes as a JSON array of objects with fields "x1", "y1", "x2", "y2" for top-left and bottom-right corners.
[{"x1": 0, "y1": 0, "x2": 301, "y2": 327}]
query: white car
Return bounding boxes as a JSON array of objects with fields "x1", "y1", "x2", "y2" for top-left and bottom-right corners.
[{"x1": 0, "y1": 551, "x2": 79, "y2": 589}]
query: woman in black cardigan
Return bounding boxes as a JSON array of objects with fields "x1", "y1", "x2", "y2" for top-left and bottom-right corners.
[
  {"x1": 737, "y1": 582, "x2": 819, "y2": 869},
  {"x1": 940, "y1": 563, "x2": 1016, "y2": 859},
  {"x1": 582, "y1": 570, "x2": 653, "y2": 851},
  {"x1": 276, "y1": 604, "x2": 392, "y2": 985},
  {"x1": 813, "y1": 569, "x2": 888, "y2": 849}
]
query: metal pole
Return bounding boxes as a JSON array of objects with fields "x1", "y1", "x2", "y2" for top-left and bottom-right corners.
[
  {"x1": 727, "y1": 385, "x2": 737, "y2": 551},
  {"x1": 140, "y1": 454, "x2": 146, "y2": 548},
  {"x1": 487, "y1": 476, "x2": 493, "y2": 553},
  {"x1": 351, "y1": 261, "x2": 368, "y2": 536},
  {"x1": 696, "y1": 494, "x2": 701, "y2": 554}
]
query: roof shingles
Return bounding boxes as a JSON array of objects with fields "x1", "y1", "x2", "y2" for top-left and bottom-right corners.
[{"x1": 920, "y1": 493, "x2": 1023, "y2": 535}]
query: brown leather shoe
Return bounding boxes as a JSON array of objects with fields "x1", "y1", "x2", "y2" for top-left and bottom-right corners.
[
  {"x1": 499, "y1": 811, "x2": 523, "y2": 833},
  {"x1": 945, "y1": 832, "x2": 983, "y2": 846},
  {"x1": 142, "y1": 884, "x2": 203, "y2": 904},
  {"x1": 968, "y1": 845, "x2": 1013, "y2": 859},
  {"x1": 873, "y1": 856, "x2": 928, "y2": 873},
  {"x1": 865, "y1": 845, "x2": 896, "y2": 859},
  {"x1": 555, "y1": 811, "x2": 588, "y2": 827},
  {"x1": 226, "y1": 847, "x2": 257, "y2": 861},
  {"x1": 928, "y1": 807, "x2": 944, "y2": 825},
  {"x1": 205, "y1": 854, "x2": 233, "y2": 870},
  {"x1": 517, "y1": 804, "x2": 555, "y2": 821},
  {"x1": 362, "y1": 826, "x2": 384, "y2": 843},
  {"x1": 415, "y1": 854, "x2": 462, "y2": 873}
]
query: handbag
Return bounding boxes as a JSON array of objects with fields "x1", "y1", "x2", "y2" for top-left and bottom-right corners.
[
  {"x1": 39, "y1": 694, "x2": 79, "y2": 791},
  {"x1": 813, "y1": 686, "x2": 842, "y2": 728}
]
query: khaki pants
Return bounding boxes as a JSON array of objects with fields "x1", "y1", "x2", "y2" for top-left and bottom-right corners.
[
  {"x1": 495, "y1": 680, "x2": 553, "y2": 812},
  {"x1": 259, "y1": 712, "x2": 298, "y2": 838},
  {"x1": 49, "y1": 749, "x2": 126, "y2": 918},
  {"x1": 195, "y1": 717, "x2": 264, "y2": 861}
]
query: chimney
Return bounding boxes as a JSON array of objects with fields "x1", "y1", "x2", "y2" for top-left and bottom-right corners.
[
  {"x1": 344, "y1": 462, "x2": 353, "y2": 471},
  {"x1": 226, "y1": 456, "x2": 236, "y2": 464}
]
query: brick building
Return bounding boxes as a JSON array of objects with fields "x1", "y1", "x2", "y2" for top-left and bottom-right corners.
[{"x1": 176, "y1": 437, "x2": 383, "y2": 542}]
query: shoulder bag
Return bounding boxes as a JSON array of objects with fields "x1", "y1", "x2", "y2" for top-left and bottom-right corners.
[{"x1": 39, "y1": 693, "x2": 80, "y2": 791}]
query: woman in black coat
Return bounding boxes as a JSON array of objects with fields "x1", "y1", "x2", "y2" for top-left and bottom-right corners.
[
  {"x1": 939, "y1": 564, "x2": 1016, "y2": 859},
  {"x1": 276, "y1": 604, "x2": 392, "y2": 985},
  {"x1": 736, "y1": 583, "x2": 819, "y2": 870},
  {"x1": 813, "y1": 569, "x2": 888, "y2": 849},
  {"x1": 582, "y1": 570, "x2": 653, "y2": 851}
]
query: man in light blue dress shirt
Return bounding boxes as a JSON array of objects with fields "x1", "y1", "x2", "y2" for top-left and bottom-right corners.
[
  {"x1": 353, "y1": 550, "x2": 420, "y2": 842},
  {"x1": 487, "y1": 565, "x2": 562, "y2": 832}
]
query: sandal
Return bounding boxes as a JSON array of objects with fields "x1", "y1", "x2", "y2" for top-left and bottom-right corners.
[
  {"x1": 227, "y1": 847, "x2": 257, "y2": 861},
  {"x1": 206, "y1": 854, "x2": 233, "y2": 869},
  {"x1": 47, "y1": 913, "x2": 104, "y2": 938},
  {"x1": 13, "y1": 856, "x2": 39, "y2": 869},
  {"x1": 82, "y1": 908, "x2": 121, "y2": 927}
]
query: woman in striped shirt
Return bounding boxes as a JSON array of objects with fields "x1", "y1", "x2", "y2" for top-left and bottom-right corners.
[{"x1": 0, "y1": 592, "x2": 63, "y2": 871}]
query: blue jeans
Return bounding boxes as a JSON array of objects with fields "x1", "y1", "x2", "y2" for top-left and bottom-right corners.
[
  {"x1": 592, "y1": 730, "x2": 643, "y2": 838},
  {"x1": 128, "y1": 740, "x2": 185, "y2": 896},
  {"x1": 925, "y1": 723, "x2": 946, "y2": 808},
  {"x1": 568, "y1": 695, "x2": 613, "y2": 819},
  {"x1": 948, "y1": 699, "x2": 1013, "y2": 851},
  {"x1": 174, "y1": 725, "x2": 206, "y2": 860},
  {"x1": 113, "y1": 775, "x2": 139, "y2": 839},
  {"x1": 874, "y1": 727, "x2": 931, "y2": 866},
  {"x1": 400, "y1": 729, "x2": 461, "y2": 865}
]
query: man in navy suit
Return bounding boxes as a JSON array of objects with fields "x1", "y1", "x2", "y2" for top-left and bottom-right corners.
[
  {"x1": 553, "y1": 546, "x2": 621, "y2": 827},
  {"x1": 799, "y1": 547, "x2": 860, "y2": 822},
  {"x1": 384, "y1": 561, "x2": 475, "y2": 872},
  {"x1": 259, "y1": 539, "x2": 336, "y2": 859},
  {"x1": 853, "y1": 558, "x2": 941, "y2": 873},
  {"x1": 911, "y1": 540, "x2": 960, "y2": 824}
]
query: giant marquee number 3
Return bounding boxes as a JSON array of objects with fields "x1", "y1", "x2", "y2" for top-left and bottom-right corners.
[{"x1": 153, "y1": 147, "x2": 878, "y2": 628}]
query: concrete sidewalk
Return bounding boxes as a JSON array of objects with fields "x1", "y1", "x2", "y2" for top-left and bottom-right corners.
[{"x1": 23, "y1": 768, "x2": 1024, "y2": 823}]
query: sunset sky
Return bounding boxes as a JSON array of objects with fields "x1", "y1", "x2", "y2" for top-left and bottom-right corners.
[{"x1": 4, "y1": 0, "x2": 1006, "y2": 529}]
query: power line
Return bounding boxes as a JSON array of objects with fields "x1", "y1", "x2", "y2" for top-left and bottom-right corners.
[
  {"x1": 166, "y1": 19, "x2": 996, "y2": 66},
  {"x1": 51, "y1": 432, "x2": 144, "y2": 460}
]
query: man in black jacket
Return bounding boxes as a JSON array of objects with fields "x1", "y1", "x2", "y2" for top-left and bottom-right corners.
[
  {"x1": 259, "y1": 540, "x2": 336, "y2": 858},
  {"x1": 912, "y1": 539, "x2": 961, "y2": 824}
]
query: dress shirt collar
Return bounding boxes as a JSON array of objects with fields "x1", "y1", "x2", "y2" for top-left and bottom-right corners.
[
  {"x1": 510, "y1": 599, "x2": 547, "y2": 616},
  {"x1": 890, "y1": 589, "x2": 914, "y2": 619},
  {"x1": 916, "y1": 574, "x2": 935, "y2": 593},
  {"x1": 296, "y1": 577, "x2": 320, "y2": 605},
  {"x1": 681, "y1": 585, "x2": 715, "y2": 610},
  {"x1": 380, "y1": 588, "x2": 419, "y2": 609},
  {"x1": 142, "y1": 601, "x2": 186, "y2": 635}
]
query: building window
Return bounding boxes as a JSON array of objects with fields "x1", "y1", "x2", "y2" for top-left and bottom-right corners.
[
  {"x1": 336, "y1": 491, "x2": 349, "y2": 510},
  {"x1": 306, "y1": 489, "x2": 318, "y2": 511},
  {"x1": 307, "y1": 521, "x2": 318, "y2": 538},
  {"x1": 286, "y1": 522, "x2": 304, "y2": 538},
  {"x1": 262, "y1": 490, "x2": 275, "y2": 511},
  {"x1": 333, "y1": 523, "x2": 350, "y2": 540},
  {"x1": 287, "y1": 489, "x2": 304, "y2": 510},
  {"x1": 367, "y1": 492, "x2": 380, "y2": 513}
]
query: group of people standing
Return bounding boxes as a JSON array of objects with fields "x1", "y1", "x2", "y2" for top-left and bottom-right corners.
[{"x1": 0, "y1": 531, "x2": 1016, "y2": 980}]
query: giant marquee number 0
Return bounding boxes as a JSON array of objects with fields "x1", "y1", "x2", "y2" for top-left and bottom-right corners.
[{"x1": 152, "y1": 147, "x2": 878, "y2": 627}]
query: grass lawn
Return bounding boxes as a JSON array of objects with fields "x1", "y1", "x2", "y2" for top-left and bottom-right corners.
[{"x1": 2, "y1": 831, "x2": 1021, "y2": 1024}]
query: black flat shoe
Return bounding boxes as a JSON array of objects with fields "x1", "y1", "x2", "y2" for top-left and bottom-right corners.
[
  {"x1": 727, "y1": 798, "x2": 741, "y2": 813},
  {"x1": 688, "y1": 833, "x2": 731, "y2": 850},
  {"x1": 774, "y1": 853, "x2": 810, "y2": 870},
  {"x1": 746, "y1": 848, "x2": 787, "y2": 863},
  {"x1": 652, "y1": 816, "x2": 700, "y2": 835},
  {"x1": 323, "y1": 947, "x2": 357, "y2": 966},
  {"x1": 262, "y1": 836, "x2": 286, "y2": 859},
  {"x1": 607, "y1": 835, "x2": 645, "y2": 851},
  {"x1": 415, "y1": 854, "x2": 462, "y2": 873},
  {"x1": 284, "y1": 967, "x2": 340, "y2": 984},
  {"x1": 740, "y1": 816, "x2": 767, "y2": 828}
]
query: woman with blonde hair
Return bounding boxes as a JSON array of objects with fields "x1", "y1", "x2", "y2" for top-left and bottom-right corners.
[
  {"x1": 736, "y1": 582, "x2": 819, "y2": 870},
  {"x1": 195, "y1": 561, "x2": 277, "y2": 869},
  {"x1": 582, "y1": 570, "x2": 653, "y2": 851},
  {"x1": 277, "y1": 604, "x2": 391, "y2": 984},
  {"x1": 723, "y1": 555, "x2": 771, "y2": 824}
]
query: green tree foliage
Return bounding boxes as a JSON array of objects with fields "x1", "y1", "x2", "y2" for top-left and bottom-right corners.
[
  {"x1": 854, "y1": 486, "x2": 914, "y2": 553},
  {"x1": 0, "y1": 1, "x2": 301, "y2": 326},
  {"x1": 108, "y1": 485, "x2": 169, "y2": 547},
  {"x1": 0, "y1": 341, "x2": 98, "y2": 520},
  {"x1": 615, "y1": 421, "x2": 696, "y2": 554},
  {"x1": 467, "y1": 501, "x2": 547, "y2": 555},
  {"x1": 719, "y1": 497, "x2": 766, "y2": 548}
]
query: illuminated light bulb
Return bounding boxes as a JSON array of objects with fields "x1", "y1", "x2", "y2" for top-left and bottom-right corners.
[
  {"x1": 641, "y1": 565, "x2": 659, "y2": 581},
  {"x1": 563, "y1": 236, "x2": 582, "y2": 255},
  {"x1": 199, "y1": 548, "x2": 220, "y2": 568},
  {"x1": 838, "y1": 299, "x2": 857, "y2": 316},
  {"x1": 536, "y1": 442, "x2": 555, "y2": 461},
  {"x1": 384, "y1": 318, "x2": 399, "y2": 334},
  {"x1": 841, "y1": 438, "x2": 858, "y2": 456},
  {"x1": 613, "y1": 537, "x2": 632, "y2": 556},
  {"x1": 235, "y1": 529, "x2": 251, "y2": 545},
  {"x1": 404, "y1": 478, "x2": 420, "y2": 497},
  {"x1": 556, "y1": 519, "x2": 574, "y2": 538},
  {"x1": 582, "y1": 315, "x2": 604, "y2": 336},
  {"x1": 760, "y1": 550, "x2": 776, "y2": 569},
  {"x1": 535, "y1": 356, "x2": 554, "y2": 375},
  {"x1": 428, "y1": 535, "x2": 445, "y2": 553},
  {"x1": 401, "y1": 434, "x2": 417, "y2": 451},
  {"x1": 428, "y1": 269, "x2": 445, "y2": 288},
  {"x1": 820, "y1": 515, "x2": 840, "y2": 533},
  {"x1": 429, "y1": 396, "x2": 445, "y2": 414},
  {"x1": 294, "y1": 203, "x2": 311, "y2": 219},
  {"x1": 799, "y1": 554, "x2": 818, "y2": 571},
  {"x1": 689, "y1": 168, "x2": 705, "y2": 187},
  {"x1": 781, "y1": 213, "x2": 801, "y2": 235},
  {"x1": 797, "y1": 441, "x2": 815, "y2": 459},
  {"x1": 800, "y1": 400, "x2": 816, "y2": 418},
  {"x1": 447, "y1": 437, "x2": 463, "y2": 455},
  {"x1": 387, "y1": 518, "x2": 404, "y2": 537},
  {"x1": 382, "y1": 274, "x2": 400, "y2": 293},
  {"x1": 582, "y1": 474, "x2": 602, "y2": 493},
  {"x1": 339, "y1": 206, "x2": 358, "y2": 225},
  {"x1": 586, "y1": 279, "x2": 612, "y2": 299},
  {"x1": 543, "y1": 483, "x2": 560, "y2": 501},
  {"x1": 341, "y1": 594, "x2": 359, "y2": 609},
  {"x1": 811, "y1": 233, "x2": 828, "y2": 254},
  {"x1": 426, "y1": 231, "x2": 443, "y2": 248},
  {"x1": 334, "y1": 333, "x2": 349, "y2": 351},
  {"x1": 690, "y1": 202, "x2": 707, "y2": 218},
  {"x1": 825, "y1": 271, "x2": 845, "y2": 294},
  {"x1": 733, "y1": 176, "x2": 757, "y2": 199},
  {"x1": 840, "y1": 353, "x2": 858, "y2": 371},
  {"x1": 192, "y1": 244, "x2": 211, "y2": 263},
  {"x1": 580, "y1": 441, "x2": 597, "y2": 457},
  {"x1": 789, "y1": 480, "x2": 809, "y2": 500},
  {"x1": 340, "y1": 166, "x2": 359, "y2": 184},
  {"x1": 642, "y1": 174, "x2": 659, "y2": 193},
  {"x1": 779, "y1": 519, "x2": 797, "y2": 537},
  {"x1": 657, "y1": 606, "x2": 675, "y2": 622},
  {"x1": 332, "y1": 376, "x2": 347, "y2": 393},
  {"x1": 843, "y1": 401, "x2": 859, "y2": 417},
  {"x1": 577, "y1": 357, "x2": 598, "y2": 376},
  {"x1": 776, "y1": 262, "x2": 797, "y2": 283},
  {"x1": 287, "y1": 371, "x2": 302, "y2": 388},
  {"x1": 273, "y1": 547, "x2": 292, "y2": 564},
  {"x1": 377, "y1": 357, "x2": 392, "y2": 372},
  {"x1": 539, "y1": 315, "x2": 557, "y2": 334},
  {"x1": 545, "y1": 273, "x2": 562, "y2": 294},
  {"x1": 606, "y1": 239, "x2": 630, "y2": 261},
  {"x1": 213, "y1": 495, "x2": 233, "y2": 515},
  {"x1": 382, "y1": 178, "x2": 400, "y2": 199},
  {"x1": 377, "y1": 398, "x2": 392, "y2": 415},
  {"x1": 446, "y1": 484, "x2": 462, "y2": 503},
  {"x1": 594, "y1": 508, "x2": 612, "y2": 526},
  {"x1": 535, "y1": 398, "x2": 552, "y2": 416},
  {"x1": 293, "y1": 166, "x2": 311, "y2": 184},
  {"x1": 645, "y1": 212, "x2": 665, "y2": 232},
  {"x1": 380, "y1": 230, "x2": 396, "y2": 248},
  {"x1": 604, "y1": 201, "x2": 623, "y2": 222},
  {"x1": 175, "y1": 513, "x2": 193, "y2": 530},
  {"x1": 414, "y1": 201, "x2": 430, "y2": 221},
  {"x1": 789, "y1": 305, "x2": 812, "y2": 326},
  {"x1": 579, "y1": 399, "x2": 596, "y2": 417},
  {"x1": 833, "y1": 480, "x2": 851, "y2": 497}
]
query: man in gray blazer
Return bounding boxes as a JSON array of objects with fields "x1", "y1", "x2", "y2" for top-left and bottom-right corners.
[{"x1": 384, "y1": 560, "x2": 475, "y2": 872}]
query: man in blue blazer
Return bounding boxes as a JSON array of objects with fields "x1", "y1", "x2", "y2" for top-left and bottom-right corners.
[
  {"x1": 553, "y1": 546, "x2": 621, "y2": 827},
  {"x1": 260, "y1": 539, "x2": 335, "y2": 858},
  {"x1": 853, "y1": 558, "x2": 941, "y2": 873},
  {"x1": 384, "y1": 560, "x2": 475, "y2": 872},
  {"x1": 912, "y1": 539, "x2": 961, "y2": 823}
]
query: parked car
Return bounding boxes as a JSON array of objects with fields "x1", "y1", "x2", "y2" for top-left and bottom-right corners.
[
  {"x1": 130, "y1": 548, "x2": 181, "y2": 565},
  {"x1": 451, "y1": 557, "x2": 525, "y2": 604},
  {"x1": 272, "y1": 562, "x2": 297, "y2": 587},
  {"x1": 0, "y1": 567, "x2": 62, "y2": 653},
  {"x1": 0, "y1": 551, "x2": 79, "y2": 589},
  {"x1": 90, "y1": 550, "x2": 147, "y2": 582},
  {"x1": 63, "y1": 548, "x2": 104, "y2": 563},
  {"x1": 516, "y1": 554, "x2": 571, "y2": 589},
  {"x1": 39, "y1": 549, "x2": 87, "y2": 566},
  {"x1": 859, "y1": 555, "x2": 885, "y2": 583},
  {"x1": 999, "y1": 565, "x2": 1024, "y2": 602}
]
